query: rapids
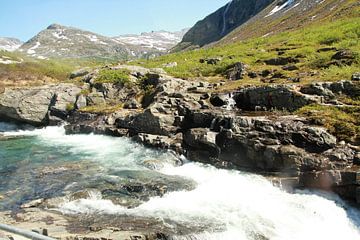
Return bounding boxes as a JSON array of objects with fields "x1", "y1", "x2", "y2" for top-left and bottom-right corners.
[{"x1": 1, "y1": 122, "x2": 360, "y2": 239}]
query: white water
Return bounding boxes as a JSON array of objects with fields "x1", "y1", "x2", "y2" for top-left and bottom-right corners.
[
  {"x1": 2, "y1": 124, "x2": 360, "y2": 239},
  {"x1": 221, "y1": 1, "x2": 233, "y2": 35}
]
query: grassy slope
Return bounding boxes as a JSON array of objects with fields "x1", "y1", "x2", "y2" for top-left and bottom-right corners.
[
  {"x1": 133, "y1": 9, "x2": 360, "y2": 143},
  {"x1": 0, "y1": 51, "x2": 119, "y2": 90},
  {"x1": 135, "y1": 13, "x2": 359, "y2": 91}
]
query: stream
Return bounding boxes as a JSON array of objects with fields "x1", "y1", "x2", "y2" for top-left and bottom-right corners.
[{"x1": 1, "y1": 122, "x2": 360, "y2": 239}]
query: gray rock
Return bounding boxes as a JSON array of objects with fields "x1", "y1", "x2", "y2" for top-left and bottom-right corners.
[
  {"x1": 70, "y1": 68, "x2": 90, "y2": 79},
  {"x1": 234, "y1": 85, "x2": 320, "y2": 111},
  {"x1": 0, "y1": 84, "x2": 81, "y2": 125},
  {"x1": 225, "y1": 62, "x2": 246, "y2": 80}
]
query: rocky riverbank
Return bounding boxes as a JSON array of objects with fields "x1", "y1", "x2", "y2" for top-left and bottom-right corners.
[{"x1": 1, "y1": 65, "x2": 360, "y2": 204}]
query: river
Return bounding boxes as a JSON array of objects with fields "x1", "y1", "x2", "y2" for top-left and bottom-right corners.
[{"x1": 1, "y1": 122, "x2": 360, "y2": 240}]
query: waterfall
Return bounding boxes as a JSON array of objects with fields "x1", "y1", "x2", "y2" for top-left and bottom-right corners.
[
  {"x1": 225, "y1": 93, "x2": 236, "y2": 110},
  {"x1": 221, "y1": 1, "x2": 233, "y2": 35}
]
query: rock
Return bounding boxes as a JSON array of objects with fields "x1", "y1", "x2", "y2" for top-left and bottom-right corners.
[
  {"x1": 116, "y1": 108, "x2": 176, "y2": 136},
  {"x1": 75, "y1": 94, "x2": 87, "y2": 109},
  {"x1": 264, "y1": 57, "x2": 300, "y2": 66},
  {"x1": 133, "y1": 133, "x2": 183, "y2": 153},
  {"x1": 352, "y1": 72, "x2": 360, "y2": 81},
  {"x1": 199, "y1": 57, "x2": 221, "y2": 65},
  {"x1": 86, "y1": 92, "x2": 106, "y2": 106},
  {"x1": 183, "y1": 128, "x2": 220, "y2": 164},
  {"x1": 282, "y1": 65, "x2": 299, "y2": 71},
  {"x1": 248, "y1": 71, "x2": 258, "y2": 78},
  {"x1": 0, "y1": 84, "x2": 81, "y2": 125},
  {"x1": 331, "y1": 50, "x2": 354, "y2": 60},
  {"x1": 317, "y1": 47, "x2": 337, "y2": 52},
  {"x1": 261, "y1": 69, "x2": 272, "y2": 77},
  {"x1": 225, "y1": 62, "x2": 246, "y2": 80},
  {"x1": 234, "y1": 85, "x2": 319, "y2": 111},
  {"x1": 209, "y1": 94, "x2": 227, "y2": 107},
  {"x1": 20, "y1": 199, "x2": 44, "y2": 209},
  {"x1": 70, "y1": 68, "x2": 90, "y2": 79},
  {"x1": 300, "y1": 82, "x2": 335, "y2": 99},
  {"x1": 124, "y1": 99, "x2": 140, "y2": 109},
  {"x1": 162, "y1": 62, "x2": 177, "y2": 68}
]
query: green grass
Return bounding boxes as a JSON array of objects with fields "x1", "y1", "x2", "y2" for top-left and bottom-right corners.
[
  {"x1": 79, "y1": 103, "x2": 124, "y2": 114},
  {"x1": 296, "y1": 104, "x2": 360, "y2": 143},
  {"x1": 0, "y1": 51, "x2": 118, "y2": 88},
  {"x1": 93, "y1": 69, "x2": 131, "y2": 85},
  {"x1": 133, "y1": 17, "x2": 359, "y2": 90}
]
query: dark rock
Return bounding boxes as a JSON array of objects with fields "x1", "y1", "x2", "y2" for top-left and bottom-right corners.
[
  {"x1": 234, "y1": 85, "x2": 319, "y2": 111},
  {"x1": 317, "y1": 47, "x2": 337, "y2": 53},
  {"x1": 282, "y1": 65, "x2": 299, "y2": 71},
  {"x1": 261, "y1": 69, "x2": 272, "y2": 77},
  {"x1": 210, "y1": 94, "x2": 227, "y2": 107},
  {"x1": 248, "y1": 71, "x2": 258, "y2": 78},
  {"x1": 331, "y1": 50, "x2": 354, "y2": 60},
  {"x1": 199, "y1": 58, "x2": 221, "y2": 65},
  {"x1": 264, "y1": 57, "x2": 300, "y2": 66},
  {"x1": 184, "y1": 128, "x2": 220, "y2": 164},
  {"x1": 352, "y1": 72, "x2": 360, "y2": 81}
]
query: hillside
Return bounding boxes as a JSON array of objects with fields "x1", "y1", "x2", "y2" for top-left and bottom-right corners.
[
  {"x1": 175, "y1": 0, "x2": 274, "y2": 51},
  {"x1": 220, "y1": 0, "x2": 360, "y2": 44}
]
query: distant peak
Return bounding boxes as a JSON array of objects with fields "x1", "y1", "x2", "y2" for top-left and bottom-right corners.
[{"x1": 47, "y1": 23, "x2": 64, "y2": 30}]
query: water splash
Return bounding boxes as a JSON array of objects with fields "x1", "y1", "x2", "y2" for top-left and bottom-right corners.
[{"x1": 60, "y1": 163, "x2": 360, "y2": 240}]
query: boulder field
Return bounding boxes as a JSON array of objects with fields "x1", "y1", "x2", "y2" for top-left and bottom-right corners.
[{"x1": 1, "y1": 65, "x2": 360, "y2": 203}]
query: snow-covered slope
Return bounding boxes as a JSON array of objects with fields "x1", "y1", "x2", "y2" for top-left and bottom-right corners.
[
  {"x1": 113, "y1": 29, "x2": 188, "y2": 51},
  {"x1": 17, "y1": 24, "x2": 187, "y2": 60},
  {"x1": 0, "y1": 37, "x2": 23, "y2": 52}
]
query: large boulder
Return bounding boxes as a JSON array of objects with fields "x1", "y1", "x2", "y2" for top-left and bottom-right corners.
[
  {"x1": 234, "y1": 85, "x2": 319, "y2": 111},
  {"x1": 116, "y1": 108, "x2": 176, "y2": 136},
  {"x1": 0, "y1": 84, "x2": 81, "y2": 125}
]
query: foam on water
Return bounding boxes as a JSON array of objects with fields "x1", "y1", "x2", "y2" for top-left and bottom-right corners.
[
  {"x1": 60, "y1": 163, "x2": 360, "y2": 240},
  {"x1": 2, "y1": 124, "x2": 175, "y2": 170},
  {"x1": 2, "y1": 123, "x2": 360, "y2": 239}
]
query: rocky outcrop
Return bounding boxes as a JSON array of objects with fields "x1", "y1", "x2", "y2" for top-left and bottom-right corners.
[
  {"x1": 0, "y1": 84, "x2": 81, "y2": 125},
  {"x1": 234, "y1": 85, "x2": 320, "y2": 111},
  {"x1": 176, "y1": 0, "x2": 275, "y2": 50}
]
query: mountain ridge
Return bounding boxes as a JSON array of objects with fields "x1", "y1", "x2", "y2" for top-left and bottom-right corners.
[{"x1": 14, "y1": 23, "x2": 187, "y2": 60}]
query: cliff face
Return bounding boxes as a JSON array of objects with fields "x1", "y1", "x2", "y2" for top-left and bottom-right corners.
[{"x1": 176, "y1": 0, "x2": 274, "y2": 50}]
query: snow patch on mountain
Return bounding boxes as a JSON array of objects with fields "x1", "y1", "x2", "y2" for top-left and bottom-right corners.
[
  {"x1": 266, "y1": 0, "x2": 295, "y2": 17},
  {"x1": 114, "y1": 29, "x2": 188, "y2": 51},
  {"x1": 0, "y1": 37, "x2": 23, "y2": 52}
]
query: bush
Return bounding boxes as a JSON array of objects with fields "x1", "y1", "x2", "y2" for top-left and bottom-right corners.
[{"x1": 94, "y1": 69, "x2": 131, "y2": 85}]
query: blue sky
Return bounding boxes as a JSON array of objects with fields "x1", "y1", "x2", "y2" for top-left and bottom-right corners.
[{"x1": 0, "y1": 0, "x2": 229, "y2": 41}]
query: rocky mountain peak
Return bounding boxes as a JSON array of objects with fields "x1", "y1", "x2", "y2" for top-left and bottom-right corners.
[{"x1": 47, "y1": 23, "x2": 64, "y2": 30}]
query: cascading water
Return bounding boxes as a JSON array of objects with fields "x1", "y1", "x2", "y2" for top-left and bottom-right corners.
[
  {"x1": 1, "y1": 122, "x2": 360, "y2": 240},
  {"x1": 221, "y1": 1, "x2": 233, "y2": 35}
]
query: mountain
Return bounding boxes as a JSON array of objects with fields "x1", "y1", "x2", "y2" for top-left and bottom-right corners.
[
  {"x1": 219, "y1": 0, "x2": 359, "y2": 44},
  {"x1": 0, "y1": 37, "x2": 23, "y2": 52},
  {"x1": 175, "y1": 0, "x2": 275, "y2": 51},
  {"x1": 176, "y1": 0, "x2": 358, "y2": 51},
  {"x1": 113, "y1": 29, "x2": 189, "y2": 52},
  {"x1": 17, "y1": 24, "x2": 186, "y2": 60}
]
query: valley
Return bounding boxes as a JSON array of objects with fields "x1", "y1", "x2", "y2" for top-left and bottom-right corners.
[{"x1": 0, "y1": 0, "x2": 359, "y2": 239}]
